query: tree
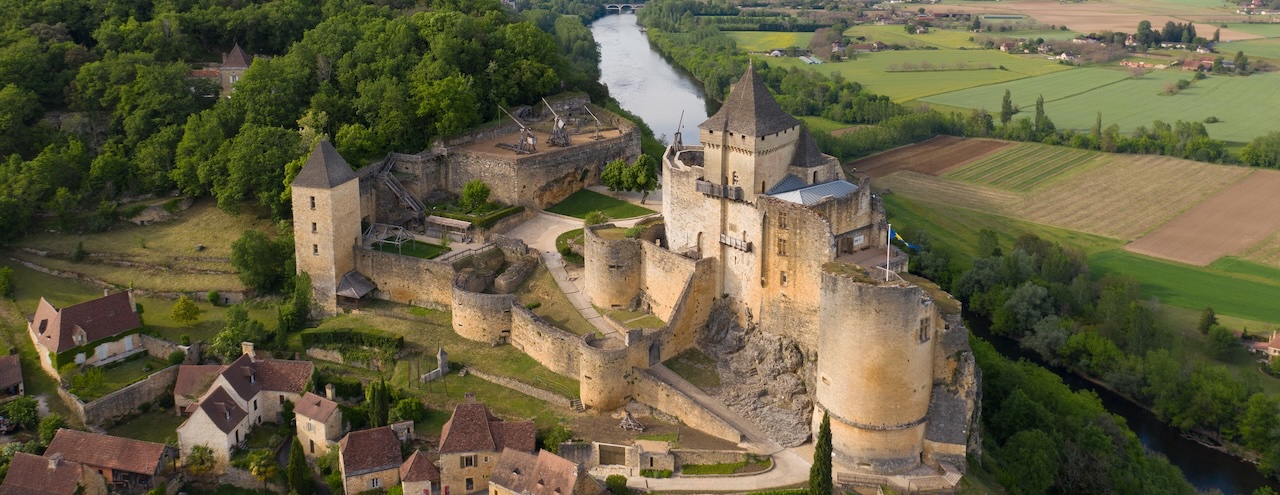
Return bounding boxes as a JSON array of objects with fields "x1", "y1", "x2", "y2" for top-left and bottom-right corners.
[
  {"x1": 287, "y1": 437, "x2": 314, "y2": 495},
  {"x1": 605, "y1": 474, "x2": 628, "y2": 495},
  {"x1": 810, "y1": 412, "x2": 832, "y2": 495},
  {"x1": 3, "y1": 396, "x2": 38, "y2": 429},
  {"x1": 1239, "y1": 393, "x2": 1279, "y2": 452},
  {"x1": 37, "y1": 414, "x2": 66, "y2": 445},
  {"x1": 210, "y1": 304, "x2": 265, "y2": 361},
  {"x1": 460, "y1": 179, "x2": 491, "y2": 212},
  {"x1": 1000, "y1": 90, "x2": 1014, "y2": 126},
  {"x1": 1242, "y1": 131, "x2": 1280, "y2": 168},
  {"x1": 1213, "y1": 28, "x2": 1220, "y2": 43},
  {"x1": 629, "y1": 155, "x2": 659, "y2": 204},
  {"x1": 998, "y1": 429, "x2": 1058, "y2": 495},
  {"x1": 1235, "y1": 51, "x2": 1249, "y2": 73},
  {"x1": 0, "y1": 266, "x2": 13, "y2": 299},
  {"x1": 539, "y1": 424, "x2": 573, "y2": 454},
  {"x1": 231, "y1": 230, "x2": 290, "y2": 293},
  {"x1": 1208, "y1": 324, "x2": 1238, "y2": 358},
  {"x1": 171, "y1": 295, "x2": 200, "y2": 326},
  {"x1": 365, "y1": 379, "x2": 390, "y2": 427},
  {"x1": 584, "y1": 210, "x2": 609, "y2": 227},
  {"x1": 185, "y1": 445, "x2": 217, "y2": 476},
  {"x1": 214, "y1": 124, "x2": 302, "y2": 217},
  {"x1": 247, "y1": 449, "x2": 278, "y2": 492},
  {"x1": 600, "y1": 158, "x2": 629, "y2": 193},
  {"x1": 1198, "y1": 306, "x2": 1218, "y2": 335},
  {"x1": 391, "y1": 398, "x2": 428, "y2": 423}
]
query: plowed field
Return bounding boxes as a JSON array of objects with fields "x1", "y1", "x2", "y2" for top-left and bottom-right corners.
[
  {"x1": 849, "y1": 136, "x2": 1011, "y2": 178},
  {"x1": 1125, "y1": 170, "x2": 1280, "y2": 265}
]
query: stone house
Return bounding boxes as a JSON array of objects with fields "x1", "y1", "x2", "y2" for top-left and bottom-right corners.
[
  {"x1": 295, "y1": 389, "x2": 343, "y2": 457},
  {"x1": 173, "y1": 364, "x2": 224, "y2": 414},
  {"x1": 176, "y1": 346, "x2": 313, "y2": 470},
  {"x1": 489, "y1": 448, "x2": 605, "y2": 495},
  {"x1": 400, "y1": 450, "x2": 441, "y2": 495},
  {"x1": 28, "y1": 290, "x2": 142, "y2": 377},
  {"x1": 0, "y1": 452, "x2": 107, "y2": 495},
  {"x1": 0, "y1": 354, "x2": 23, "y2": 398},
  {"x1": 338, "y1": 426, "x2": 403, "y2": 495},
  {"x1": 44, "y1": 428, "x2": 175, "y2": 492},
  {"x1": 438, "y1": 399, "x2": 536, "y2": 495}
]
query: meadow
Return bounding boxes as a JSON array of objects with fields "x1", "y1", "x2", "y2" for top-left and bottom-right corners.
[
  {"x1": 923, "y1": 68, "x2": 1280, "y2": 143},
  {"x1": 798, "y1": 115, "x2": 855, "y2": 133},
  {"x1": 768, "y1": 49, "x2": 1070, "y2": 101},
  {"x1": 1088, "y1": 249, "x2": 1280, "y2": 323},
  {"x1": 1216, "y1": 37, "x2": 1280, "y2": 62},
  {"x1": 724, "y1": 31, "x2": 814, "y2": 52},
  {"x1": 843, "y1": 25, "x2": 979, "y2": 49}
]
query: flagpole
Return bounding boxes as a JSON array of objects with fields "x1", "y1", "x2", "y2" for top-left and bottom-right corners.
[{"x1": 886, "y1": 223, "x2": 891, "y2": 282}]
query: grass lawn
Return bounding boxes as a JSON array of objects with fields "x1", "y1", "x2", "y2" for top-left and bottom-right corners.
[
  {"x1": 1217, "y1": 37, "x2": 1280, "y2": 62},
  {"x1": 1153, "y1": 303, "x2": 1280, "y2": 396},
  {"x1": 604, "y1": 307, "x2": 666, "y2": 329},
  {"x1": 798, "y1": 115, "x2": 855, "y2": 133},
  {"x1": 725, "y1": 31, "x2": 814, "y2": 52},
  {"x1": 923, "y1": 68, "x2": 1280, "y2": 143},
  {"x1": 373, "y1": 240, "x2": 449, "y2": 260},
  {"x1": 681, "y1": 457, "x2": 770, "y2": 475},
  {"x1": 1089, "y1": 249, "x2": 1280, "y2": 323},
  {"x1": 107, "y1": 408, "x2": 185, "y2": 444},
  {"x1": 515, "y1": 267, "x2": 597, "y2": 337},
  {"x1": 844, "y1": 25, "x2": 979, "y2": 49},
  {"x1": 663, "y1": 348, "x2": 721, "y2": 390},
  {"x1": 546, "y1": 189, "x2": 655, "y2": 220},
  {"x1": 555, "y1": 229, "x2": 584, "y2": 265},
  {"x1": 767, "y1": 50, "x2": 1070, "y2": 102},
  {"x1": 79, "y1": 356, "x2": 172, "y2": 402},
  {"x1": 1220, "y1": 22, "x2": 1280, "y2": 38}
]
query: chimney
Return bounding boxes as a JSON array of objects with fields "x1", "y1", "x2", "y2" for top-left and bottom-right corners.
[
  {"x1": 128, "y1": 290, "x2": 137, "y2": 312},
  {"x1": 325, "y1": 383, "x2": 335, "y2": 401},
  {"x1": 464, "y1": 392, "x2": 476, "y2": 403},
  {"x1": 48, "y1": 453, "x2": 63, "y2": 471},
  {"x1": 241, "y1": 342, "x2": 255, "y2": 361}
]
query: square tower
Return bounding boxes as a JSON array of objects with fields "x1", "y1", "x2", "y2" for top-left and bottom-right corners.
[
  {"x1": 697, "y1": 63, "x2": 803, "y2": 199},
  {"x1": 291, "y1": 140, "x2": 361, "y2": 314}
]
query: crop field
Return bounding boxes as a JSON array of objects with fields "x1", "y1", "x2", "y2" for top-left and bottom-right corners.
[
  {"x1": 1125, "y1": 170, "x2": 1280, "y2": 265},
  {"x1": 924, "y1": 69, "x2": 1280, "y2": 143},
  {"x1": 998, "y1": 29, "x2": 1083, "y2": 41},
  {"x1": 767, "y1": 50, "x2": 1070, "y2": 101},
  {"x1": 1089, "y1": 249, "x2": 1280, "y2": 323},
  {"x1": 843, "y1": 25, "x2": 979, "y2": 49},
  {"x1": 849, "y1": 136, "x2": 1012, "y2": 178},
  {"x1": 1220, "y1": 22, "x2": 1280, "y2": 38},
  {"x1": 944, "y1": 143, "x2": 1102, "y2": 191},
  {"x1": 725, "y1": 31, "x2": 814, "y2": 52},
  {"x1": 878, "y1": 144, "x2": 1252, "y2": 240},
  {"x1": 944, "y1": 0, "x2": 1260, "y2": 41},
  {"x1": 1217, "y1": 37, "x2": 1280, "y2": 61}
]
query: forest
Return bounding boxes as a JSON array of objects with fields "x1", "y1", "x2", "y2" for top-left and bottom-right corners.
[{"x1": 0, "y1": 0, "x2": 605, "y2": 243}]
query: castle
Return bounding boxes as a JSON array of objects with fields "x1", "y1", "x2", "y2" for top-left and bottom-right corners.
[{"x1": 294, "y1": 70, "x2": 978, "y2": 487}]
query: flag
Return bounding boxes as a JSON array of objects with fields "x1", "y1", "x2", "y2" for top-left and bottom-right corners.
[{"x1": 888, "y1": 226, "x2": 920, "y2": 250}]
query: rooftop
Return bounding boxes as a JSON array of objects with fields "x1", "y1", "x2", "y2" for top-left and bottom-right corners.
[
  {"x1": 0, "y1": 354, "x2": 21, "y2": 390},
  {"x1": 439, "y1": 401, "x2": 536, "y2": 454},
  {"x1": 44, "y1": 429, "x2": 169, "y2": 476},
  {"x1": 768, "y1": 180, "x2": 858, "y2": 206},
  {"x1": 293, "y1": 140, "x2": 358, "y2": 189},
  {"x1": 489, "y1": 448, "x2": 605, "y2": 495},
  {"x1": 174, "y1": 364, "x2": 223, "y2": 400},
  {"x1": 698, "y1": 63, "x2": 801, "y2": 138},
  {"x1": 339, "y1": 427, "x2": 403, "y2": 476},
  {"x1": 400, "y1": 450, "x2": 441, "y2": 483},
  {"x1": 294, "y1": 391, "x2": 339, "y2": 422},
  {"x1": 0, "y1": 453, "x2": 83, "y2": 495},
  {"x1": 30, "y1": 291, "x2": 140, "y2": 353}
]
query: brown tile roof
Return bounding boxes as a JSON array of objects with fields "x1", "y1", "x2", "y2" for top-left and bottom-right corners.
[
  {"x1": 30, "y1": 292, "x2": 141, "y2": 353},
  {"x1": 339, "y1": 427, "x2": 402, "y2": 476},
  {"x1": 698, "y1": 63, "x2": 800, "y2": 138},
  {"x1": 219, "y1": 354, "x2": 313, "y2": 401},
  {"x1": 294, "y1": 392, "x2": 338, "y2": 422},
  {"x1": 191, "y1": 69, "x2": 220, "y2": 78},
  {"x1": 789, "y1": 126, "x2": 828, "y2": 168},
  {"x1": 174, "y1": 365, "x2": 223, "y2": 400},
  {"x1": 292, "y1": 140, "x2": 358, "y2": 189},
  {"x1": 44, "y1": 429, "x2": 168, "y2": 476},
  {"x1": 0, "y1": 355, "x2": 21, "y2": 390},
  {"x1": 195, "y1": 387, "x2": 247, "y2": 433},
  {"x1": 0, "y1": 452, "x2": 84, "y2": 495},
  {"x1": 439, "y1": 402, "x2": 535, "y2": 454},
  {"x1": 399, "y1": 450, "x2": 440, "y2": 483},
  {"x1": 489, "y1": 449, "x2": 605, "y2": 495},
  {"x1": 222, "y1": 43, "x2": 250, "y2": 68}
]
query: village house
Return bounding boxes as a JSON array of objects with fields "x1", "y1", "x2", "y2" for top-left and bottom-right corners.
[
  {"x1": 176, "y1": 344, "x2": 313, "y2": 469},
  {"x1": 173, "y1": 364, "x2": 224, "y2": 413},
  {"x1": 44, "y1": 429, "x2": 176, "y2": 492},
  {"x1": 0, "y1": 452, "x2": 107, "y2": 495},
  {"x1": 999, "y1": 41, "x2": 1017, "y2": 52},
  {"x1": 438, "y1": 397, "x2": 536, "y2": 495},
  {"x1": 295, "y1": 388, "x2": 343, "y2": 457},
  {"x1": 401, "y1": 450, "x2": 441, "y2": 495},
  {"x1": 27, "y1": 290, "x2": 142, "y2": 378},
  {"x1": 339, "y1": 426, "x2": 404, "y2": 495},
  {"x1": 489, "y1": 448, "x2": 606, "y2": 495},
  {"x1": 0, "y1": 354, "x2": 23, "y2": 398},
  {"x1": 190, "y1": 44, "x2": 252, "y2": 97}
]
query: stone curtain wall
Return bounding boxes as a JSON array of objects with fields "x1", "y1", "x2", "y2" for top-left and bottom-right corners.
[
  {"x1": 632, "y1": 370, "x2": 742, "y2": 444},
  {"x1": 139, "y1": 334, "x2": 185, "y2": 361},
  {"x1": 60, "y1": 365, "x2": 180, "y2": 425},
  {"x1": 465, "y1": 368, "x2": 573, "y2": 408},
  {"x1": 509, "y1": 306, "x2": 582, "y2": 378},
  {"x1": 355, "y1": 248, "x2": 455, "y2": 309},
  {"x1": 757, "y1": 197, "x2": 838, "y2": 352}
]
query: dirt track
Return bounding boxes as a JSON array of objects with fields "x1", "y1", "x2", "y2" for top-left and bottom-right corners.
[
  {"x1": 1126, "y1": 170, "x2": 1280, "y2": 266},
  {"x1": 850, "y1": 136, "x2": 1011, "y2": 179}
]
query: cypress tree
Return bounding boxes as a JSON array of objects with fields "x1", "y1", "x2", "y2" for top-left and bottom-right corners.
[
  {"x1": 810, "y1": 412, "x2": 832, "y2": 495},
  {"x1": 287, "y1": 437, "x2": 315, "y2": 495}
]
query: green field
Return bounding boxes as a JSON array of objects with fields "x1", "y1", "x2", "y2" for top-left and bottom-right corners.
[
  {"x1": 843, "y1": 25, "x2": 979, "y2": 49},
  {"x1": 546, "y1": 189, "x2": 655, "y2": 219},
  {"x1": 798, "y1": 115, "x2": 854, "y2": 133},
  {"x1": 725, "y1": 31, "x2": 814, "y2": 52},
  {"x1": 1219, "y1": 22, "x2": 1280, "y2": 38},
  {"x1": 999, "y1": 29, "x2": 1083, "y2": 41},
  {"x1": 1217, "y1": 37, "x2": 1280, "y2": 61},
  {"x1": 1089, "y1": 250, "x2": 1280, "y2": 323},
  {"x1": 944, "y1": 143, "x2": 1102, "y2": 191},
  {"x1": 923, "y1": 68, "x2": 1280, "y2": 143},
  {"x1": 769, "y1": 50, "x2": 1070, "y2": 102},
  {"x1": 373, "y1": 239, "x2": 449, "y2": 259}
]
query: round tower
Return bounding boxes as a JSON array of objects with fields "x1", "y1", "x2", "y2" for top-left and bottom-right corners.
[
  {"x1": 583, "y1": 225, "x2": 642, "y2": 308},
  {"x1": 815, "y1": 266, "x2": 936, "y2": 474}
]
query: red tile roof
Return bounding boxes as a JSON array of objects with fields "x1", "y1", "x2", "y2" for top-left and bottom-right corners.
[
  {"x1": 439, "y1": 402, "x2": 536, "y2": 454},
  {"x1": 174, "y1": 365, "x2": 223, "y2": 400},
  {"x1": 0, "y1": 452, "x2": 84, "y2": 495},
  {"x1": 399, "y1": 450, "x2": 440, "y2": 483},
  {"x1": 0, "y1": 355, "x2": 21, "y2": 390},
  {"x1": 294, "y1": 392, "x2": 338, "y2": 422},
  {"x1": 339, "y1": 427, "x2": 402, "y2": 476},
  {"x1": 44, "y1": 429, "x2": 169, "y2": 476},
  {"x1": 489, "y1": 449, "x2": 605, "y2": 495},
  {"x1": 30, "y1": 292, "x2": 140, "y2": 352},
  {"x1": 191, "y1": 69, "x2": 220, "y2": 78}
]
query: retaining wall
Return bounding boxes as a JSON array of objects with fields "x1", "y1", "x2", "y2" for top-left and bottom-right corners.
[
  {"x1": 509, "y1": 306, "x2": 582, "y2": 378},
  {"x1": 61, "y1": 365, "x2": 180, "y2": 426},
  {"x1": 632, "y1": 370, "x2": 741, "y2": 444},
  {"x1": 354, "y1": 248, "x2": 455, "y2": 309},
  {"x1": 466, "y1": 368, "x2": 572, "y2": 408}
]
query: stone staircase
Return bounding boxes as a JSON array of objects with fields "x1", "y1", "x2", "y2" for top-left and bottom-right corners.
[{"x1": 570, "y1": 397, "x2": 586, "y2": 412}]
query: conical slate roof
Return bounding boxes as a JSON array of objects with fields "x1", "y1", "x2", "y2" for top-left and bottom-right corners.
[
  {"x1": 292, "y1": 140, "x2": 357, "y2": 189},
  {"x1": 699, "y1": 63, "x2": 801, "y2": 138},
  {"x1": 222, "y1": 43, "x2": 250, "y2": 68},
  {"x1": 790, "y1": 126, "x2": 827, "y2": 168}
]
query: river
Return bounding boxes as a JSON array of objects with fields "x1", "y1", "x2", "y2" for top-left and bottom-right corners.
[
  {"x1": 589, "y1": 12, "x2": 1278, "y2": 494},
  {"x1": 591, "y1": 14, "x2": 716, "y2": 145}
]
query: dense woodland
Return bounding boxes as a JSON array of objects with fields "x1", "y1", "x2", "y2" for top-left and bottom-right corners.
[{"x1": 0, "y1": 0, "x2": 607, "y2": 243}]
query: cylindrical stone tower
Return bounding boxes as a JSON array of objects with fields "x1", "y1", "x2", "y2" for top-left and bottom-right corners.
[
  {"x1": 815, "y1": 267, "x2": 935, "y2": 474},
  {"x1": 583, "y1": 225, "x2": 642, "y2": 308}
]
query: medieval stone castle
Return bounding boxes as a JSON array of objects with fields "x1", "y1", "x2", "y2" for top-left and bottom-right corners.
[{"x1": 292, "y1": 67, "x2": 979, "y2": 486}]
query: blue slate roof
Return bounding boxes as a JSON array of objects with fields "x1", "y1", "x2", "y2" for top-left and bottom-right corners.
[
  {"x1": 766, "y1": 175, "x2": 808, "y2": 195},
  {"x1": 769, "y1": 180, "x2": 858, "y2": 206}
]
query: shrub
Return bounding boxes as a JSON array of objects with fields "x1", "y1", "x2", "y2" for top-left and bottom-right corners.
[
  {"x1": 0, "y1": 266, "x2": 13, "y2": 299},
  {"x1": 168, "y1": 350, "x2": 186, "y2": 366},
  {"x1": 1204, "y1": 116, "x2": 1220, "y2": 123},
  {"x1": 38, "y1": 414, "x2": 66, "y2": 444},
  {"x1": 584, "y1": 210, "x2": 609, "y2": 226},
  {"x1": 71, "y1": 241, "x2": 87, "y2": 262},
  {"x1": 524, "y1": 302, "x2": 542, "y2": 310},
  {"x1": 640, "y1": 469, "x2": 672, "y2": 478},
  {"x1": 180, "y1": 334, "x2": 191, "y2": 346},
  {"x1": 461, "y1": 179, "x2": 491, "y2": 212},
  {"x1": 300, "y1": 328, "x2": 404, "y2": 350},
  {"x1": 605, "y1": 474, "x2": 628, "y2": 495},
  {"x1": 206, "y1": 290, "x2": 220, "y2": 305},
  {"x1": 538, "y1": 424, "x2": 573, "y2": 453}
]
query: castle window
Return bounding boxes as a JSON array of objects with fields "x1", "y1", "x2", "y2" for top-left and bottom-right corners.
[
  {"x1": 761, "y1": 181, "x2": 766, "y2": 193},
  {"x1": 919, "y1": 318, "x2": 931, "y2": 343},
  {"x1": 731, "y1": 171, "x2": 739, "y2": 185},
  {"x1": 309, "y1": 196, "x2": 315, "y2": 210},
  {"x1": 312, "y1": 244, "x2": 318, "y2": 255},
  {"x1": 780, "y1": 271, "x2": 788, "y2": 286},
  {"x1": 778, "y1": 213, "x2": 788, "y2": 230},
  {"x1": 370, "y1": 478, "x2": 381, "y2": 489},
  {"x1": 777, "y1": 239, "x2": 787, "y2": 257},
  {"x1": 311, "y1": 222, "x2": 317, "y2": 233}
]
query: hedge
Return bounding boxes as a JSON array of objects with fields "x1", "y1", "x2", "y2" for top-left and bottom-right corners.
[
  {"x1": 300, "y1": 328, "x2": 403, "y2": 350},
  {"x1": 432, "y1": 205, "x2": 525, "y2": 229}
]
